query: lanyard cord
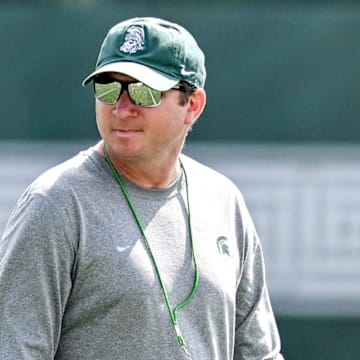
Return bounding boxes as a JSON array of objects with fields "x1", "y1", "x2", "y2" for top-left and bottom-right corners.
[{"x1": 102, "y1": 142, "x2": 199, "y2": 347}]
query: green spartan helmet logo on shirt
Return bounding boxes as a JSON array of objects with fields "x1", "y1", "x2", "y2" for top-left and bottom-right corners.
[{"x1": 217, "y1": 236, "x2": 230, "y2": 256}]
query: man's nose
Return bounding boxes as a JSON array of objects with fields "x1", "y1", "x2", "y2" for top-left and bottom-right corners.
[{"x1": 112, "y1": 90, "x2": 138, "y2": 115}]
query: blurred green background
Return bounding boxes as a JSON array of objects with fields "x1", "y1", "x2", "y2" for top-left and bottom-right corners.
[
  {"x1": 1, "y1": 1, "x2": 360, "y2": 358},
  {"x1": 1, "y1": 1, "x2": 360, "y2": 143}
]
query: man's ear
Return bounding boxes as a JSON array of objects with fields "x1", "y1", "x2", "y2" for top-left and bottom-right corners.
[{"x1": 185, "y1": 89, "x2": 206, "y2": 126}]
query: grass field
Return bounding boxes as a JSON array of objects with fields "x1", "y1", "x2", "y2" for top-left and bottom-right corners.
[{"x1": 278, "y1": 316, "x2": 360, "y2": 359}]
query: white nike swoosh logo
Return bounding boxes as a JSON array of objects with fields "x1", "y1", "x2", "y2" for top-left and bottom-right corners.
[
  {"x1": 180, "y1": 68, "x2": 195, "y2": 76},
  {"x1": 116, "y1": 245, "x2": 132, "y2": 252}
]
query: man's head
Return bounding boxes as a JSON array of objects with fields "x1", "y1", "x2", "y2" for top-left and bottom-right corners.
[
  {"x1": 82, "y1": 17, "x2": 206, "y2": 91},
  {"x1": 85, "y1": 18, "x2": 206, "y2": 177}
]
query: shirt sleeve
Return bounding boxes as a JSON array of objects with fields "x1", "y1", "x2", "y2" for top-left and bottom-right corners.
[
  {"x1": 234, "y1": 211, "x2": 284, "y2": 360},
  {"x1": 0, "y1": 191, "x2": 75, "y2": 359}
]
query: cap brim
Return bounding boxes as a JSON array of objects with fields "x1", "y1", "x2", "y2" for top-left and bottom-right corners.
[{"x1": 82, "y1": 62, "x2": 179, "y2": 91}]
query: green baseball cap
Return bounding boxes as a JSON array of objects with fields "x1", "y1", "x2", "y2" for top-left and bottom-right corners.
[{"x1": 82, "y1": 17, "x2": 206, "y2": 91}]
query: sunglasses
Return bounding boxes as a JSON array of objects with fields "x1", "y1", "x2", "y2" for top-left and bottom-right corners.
[{"x1": 93, "y1": 76, "x2": 182, "y2": 107}]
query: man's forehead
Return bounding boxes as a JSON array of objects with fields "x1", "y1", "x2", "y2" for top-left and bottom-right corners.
[{"x1": 107, "y1": 72, "x2": 137, "y2": 82}]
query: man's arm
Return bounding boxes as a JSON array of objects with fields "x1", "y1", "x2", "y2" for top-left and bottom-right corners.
[
  {"x1": 0, "y1": 192, "x2": 74, "y2": 359},
  {"x1": 234, "y1": 222, "x2": 284, "y2": 360}
]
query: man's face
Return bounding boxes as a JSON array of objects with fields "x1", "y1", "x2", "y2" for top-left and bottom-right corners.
[{"x1": 95, "y1": 72, "x2": 192, "y2": 166}]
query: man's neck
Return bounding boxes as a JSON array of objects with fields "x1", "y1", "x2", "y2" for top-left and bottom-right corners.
[{"x1": 97, "y1": 142, "x2": 182, "y2": 189}]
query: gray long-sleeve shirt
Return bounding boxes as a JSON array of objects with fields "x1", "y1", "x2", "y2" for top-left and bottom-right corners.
[{"x1": 0, "y1": 146, "x2": 283, "y2": 359}]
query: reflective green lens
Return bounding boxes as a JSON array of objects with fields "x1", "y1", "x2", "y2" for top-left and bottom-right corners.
[
  {"x1": 94, "y1": 82, "x2": 121, "y2": 104},
  {"x1": 128, "y1": 83, "x2": 162, "y2": 106},
  {"x1": 94, "y1": 80, "x2": 163, "y2": 107}
]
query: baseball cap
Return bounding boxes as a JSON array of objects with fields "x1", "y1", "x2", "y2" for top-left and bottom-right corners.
[{"x1": 82, "y1": 17, "x2": 206, "y2": 91}]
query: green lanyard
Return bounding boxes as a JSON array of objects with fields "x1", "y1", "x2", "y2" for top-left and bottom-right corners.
[{"x1": 102, "y1": 142, "x2": 199, "y2": 347}]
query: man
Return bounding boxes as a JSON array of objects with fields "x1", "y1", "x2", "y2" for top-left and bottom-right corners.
[{"x1": 0, "y1": 17, "x2": 284, "y2": 359}]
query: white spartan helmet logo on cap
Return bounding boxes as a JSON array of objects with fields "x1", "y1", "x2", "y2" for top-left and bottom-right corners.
[{"x1": 120, "y1": 26, "x2": 145, "y2": 54}]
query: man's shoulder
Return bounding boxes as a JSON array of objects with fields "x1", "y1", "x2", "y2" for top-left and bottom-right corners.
[
  {"x1": 4, "y1": 146, "x2": 106, "y2": 234},
  {"x1": 28, "y1": 146, "x2": 102, "y2": 199}
]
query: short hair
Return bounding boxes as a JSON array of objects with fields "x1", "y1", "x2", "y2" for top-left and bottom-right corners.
[{"x1": 177, "y1": 81, "x2": 198, "y2": 106}]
